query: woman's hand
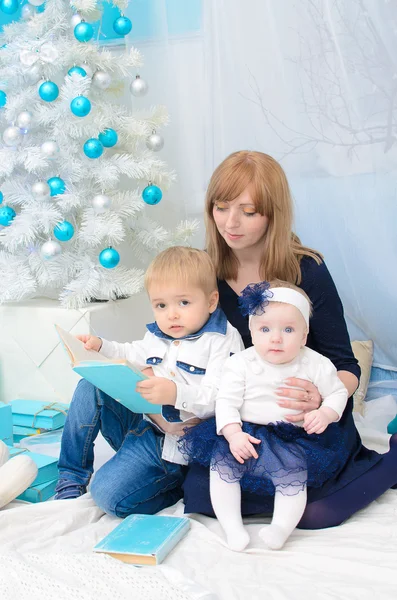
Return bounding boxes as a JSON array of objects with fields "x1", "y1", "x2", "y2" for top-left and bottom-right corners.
[{"x1": 276, "y1": 378, "x2": 321, "y2": 423}]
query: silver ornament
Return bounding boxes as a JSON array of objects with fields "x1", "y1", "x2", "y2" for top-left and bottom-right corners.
[
  {"x1": 28, "y1": 0, "x2": 45, "y2": 6},
  {"x1": 3, "y1": 126, "x2": 22, "y2": 147},
  {"x1": 70, "y1": 13, "x2": 82, "y2": 28},
  {"x1": 16, "y1": 111, "x2": 33, "y2": 130},
  {"x1": 92, "y1": 70, "x2": 112, "y2": 90},
  {"x1": 130, "y1": 75, "x2": 148, "y2": 97},
  {"x1": 146, "y1": 132, "x2": 164, "y2": 152},
  {"x1": 82, "y1": 63, "x2": 94, "y2": 78},
  {"x1": 25, "y1": 63, "x2": 42, "y2": 85},
  {"x1": 92, "y1": 194, "x2": 111, "y2": 213},
  {"x1": 41, "y1": 140, "x2": 59, "y2": 159},
  {"x1": 21, "y1": 3, "x2": 36, "y2": 19},
  {"x1": 31, "y1": 181, "x2": 51, "y2": 201},
  {"x1": 41, "y1": 240, "x2": 61, "y2": 259}
]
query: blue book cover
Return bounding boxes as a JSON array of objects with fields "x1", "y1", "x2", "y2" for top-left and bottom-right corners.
[
  {"x1": 93, "y1": 514, "x2": 190, "y2": 565},
  {"x1": 56, "y1": 324, "x2": 161, "y2": 415},
  {"x1": 11, "y1": 399, "x2": 68, "y2": 430},
  {"x1": 17, "y1": 478, "x2": 57, "y2": 503},
  {"x1": 0, "y1": 403, "x2": 13, "y2": 445},
  {"x1": 25, "y1": 452, "x2": 58, "y2": 486}
]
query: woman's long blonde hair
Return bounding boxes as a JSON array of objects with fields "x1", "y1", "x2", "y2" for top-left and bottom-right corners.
[{"x1": 205, "y1": 151, "x2": 321, "y2": 284}]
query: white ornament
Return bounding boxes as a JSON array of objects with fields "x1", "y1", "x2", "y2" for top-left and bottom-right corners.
[
  {"x1": 28, "y1": 0, "x2": 45, "y2": 6},
  {"x1": 82, "y1": 63, "x2": 94, "y2": 78},
  {"x1": 92, "y1": 194, "x2": 111, "y2": 213},
  {"x1": 146, "y1": 132, "x2": 164, "y2": 152},
  {"x1": 70, "y1": 14, "x2": 82, "y2": 28},
  {"x1": 130, "y1": 76, "x2": 148, "y2": 97},
  {"x1": 21, "y1": 4, "x2": 36, "y2": 19},
  {"x1": 41, "y1": 140, "x2": 59, "y2": 159},
  {"x1": 3, "y1": 126, "x2": 22, "y2": 147},
  {"x1": 20, "y1": 42, "x2": 58, "y2": 67},
  {"x1": 31, "y1": 181, "x2": 51, "y2": 201},
  {"x1": 16, "y1": 111, "x2": 33, "y2": 130},
  {"x1": 92, "y1": 70, "x2": 112, "y2": 90},
  {"x1": 24, "y1": 63, "x2": 42, "y2": 85},
  {"x1": 41, "y1": 240, "x2": 61, "y2": 259}
]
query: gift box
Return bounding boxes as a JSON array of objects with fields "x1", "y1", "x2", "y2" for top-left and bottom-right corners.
[
  {"x1": 17, "y1": 479, "x2": 57, "y2": 503},
  {"x1": 11, "y1": 400, "x2": 68, "y2": 430},
  {"x1": 0, "y1": 295, "x2": 151, "y2": 404},
  {"x1": 26, "y1": 452, "x2": 58, "y2": 486},
  {"x1": 0, "y1": 403, "x2": 13, "y2": 445}
]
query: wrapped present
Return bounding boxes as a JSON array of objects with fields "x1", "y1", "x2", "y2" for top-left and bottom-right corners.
[
  {"x1": 26, "y1": 452, "x2": 58, "y2": 486},
  {"x1": 11, "y1": 400, "x2": 68, "y2": 430},
  {"x1": 17, "y1": 479, "x2": 57, "y2": 503},
  {"x1": 0, "y1": 403, "x2": 13, "y2": 445}
]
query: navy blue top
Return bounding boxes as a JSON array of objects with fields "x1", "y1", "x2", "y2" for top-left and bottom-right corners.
[{"x1": 183, "y1": 256, "x2": 381, "y2": 515}]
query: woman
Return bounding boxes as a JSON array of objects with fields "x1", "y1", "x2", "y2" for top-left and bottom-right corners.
[{"x1": 183, "y1": 150, "x2": 397, "y2": 528}]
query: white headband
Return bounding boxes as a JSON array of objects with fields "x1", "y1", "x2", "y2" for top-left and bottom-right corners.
[{"x1": 249, "y1": 287, "x2": 310, "y2": 327}]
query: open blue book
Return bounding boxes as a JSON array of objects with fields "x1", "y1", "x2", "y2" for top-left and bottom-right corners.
[
  {"x1": 55, "y1": 325, "x2": 161, "y2": 415},
  {"x1": 93, "y1": 514, "x2": 190, "y2": 565}
]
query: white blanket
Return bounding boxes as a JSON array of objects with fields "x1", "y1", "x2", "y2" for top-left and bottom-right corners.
[{"x1": 0, "y1": 403, "x2": 396, "y2": 600}]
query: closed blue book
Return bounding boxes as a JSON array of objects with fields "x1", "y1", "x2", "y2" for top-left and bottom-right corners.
[
  {"x1": 17, "y1": 478, "x2": 57, "y2": 503},
  {"x1": 55, "y1": 324, "x2": 161, "y2": 415},
  {"x1": 25, "y1": 452, "x2": 58, "y2": 486},
  {"x1": 93, "y1": 514, "x2": 190, "y2": 565},
  {"x1": 0, "y1": 403, "x2": 13, "y2": 445},
  {"x1": 11, "y1": 399, "x2": 68, "y2": 430}
]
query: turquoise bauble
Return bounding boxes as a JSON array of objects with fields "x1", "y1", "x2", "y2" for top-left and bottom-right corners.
[
  {"x1": 39, "y1": 81, "x2": 59, "y2": 102},
  {"x1": 113, "y1": 16, "x2": 132, "y2": 36},
  {"x1": 98, "y1": 128, "x2": 118, "y2": 148},
  {"x1": 83, "y1": 138, "x2": 103, "y2": 159},
  {"x1": 0, "y1": 90, "x2": 6, "y2": 107},
  {"x1": 0, "y1": 0, "x2": 18, "y2": 14},
  {"x1": 47, "y1": 176, "x2": 66, "y2": 196},
  {"x1": 74, "y1": 22, "x2": 94, "y2": 43},
  {"x1": 0, "y1": 191, "x2": 3, "y2": 204},
  {"x1": 99, "y1": 247, "x2": 120, "y2": 269},
  {"x1": 68, "y1": 66, "x2": 87, "y2": 78},
  {"x1": 142, "y1": 184, "x2": 162, "y2": 205},
  {"x1": 54, "y1": 220, "x2": 74, "y2": 241},
  {"x1": 70, "y1": 96, "x2": 91, "y2": 117},
  {"x1": 0, "y1": 206, "x2": 16, "y2": 226}
]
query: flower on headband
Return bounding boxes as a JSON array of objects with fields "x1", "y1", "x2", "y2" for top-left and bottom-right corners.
[{"x1": 238, "y1": 281, "x2": 273, "y2": 317}]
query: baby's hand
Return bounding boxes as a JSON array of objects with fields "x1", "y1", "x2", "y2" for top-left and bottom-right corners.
[
  {"x1": 228, "y1": 431, "x2": 261, "y2": 464},
  {"x1": 76, "y1": 334, "x2": 102, "y2": 352},
  {"x1": 303, "y1": 407, "x2": 338, "y2": 435}
]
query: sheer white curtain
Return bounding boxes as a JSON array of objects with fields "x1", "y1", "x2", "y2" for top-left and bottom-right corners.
[{"x1": 127, "y1": 0, "x2": 397, "y2": 369}]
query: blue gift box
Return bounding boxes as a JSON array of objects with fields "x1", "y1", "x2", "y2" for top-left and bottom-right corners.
[
  {"x1": 11, "y1": 400, "x2": 68, "y2": 430},
  {"x1": 17, "y1": 479, "x2": 57, "y2": 503},
  {"x1": 0, "y1": 403, "x2": 13, "y2": 445},
  {"x1": 26, "y1": 452, "x2": 59, "y2": 486}
]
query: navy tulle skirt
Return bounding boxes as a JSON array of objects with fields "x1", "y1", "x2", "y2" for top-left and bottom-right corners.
[{"x1": 179, "y1": 418, "x2": 350, "y2": 496}]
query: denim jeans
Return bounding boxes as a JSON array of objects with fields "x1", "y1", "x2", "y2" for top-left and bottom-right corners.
[{"x1": 56, "y1": 379, "x2": 185, "y2": 517}]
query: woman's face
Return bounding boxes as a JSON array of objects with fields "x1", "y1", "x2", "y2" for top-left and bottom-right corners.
[{"x1": 212, "y1": 187, "x2": 269, "y2": 253}]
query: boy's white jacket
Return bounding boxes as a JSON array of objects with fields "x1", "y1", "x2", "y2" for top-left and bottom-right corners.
[{"x1": 99, "y1": 308, "x2": 244, "y2": 464}]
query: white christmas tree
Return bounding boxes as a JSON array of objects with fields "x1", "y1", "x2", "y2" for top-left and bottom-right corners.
[{"x1": 0, "y1": 0, "x2": 195, "y2": 308}]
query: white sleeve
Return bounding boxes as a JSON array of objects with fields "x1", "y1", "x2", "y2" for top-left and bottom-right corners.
[
  {"x1": 174, "y1": 326, "x2": 244, "y2": 419},
  {"x1": 215, "y1": 354, "x2": 246, "y2": 434},
  {"x1": 99, "y1": 332, "x2": 153, "y2": 371},
  {"x1": 313, "y1": 356, "x2": 349, "y2": 420}
]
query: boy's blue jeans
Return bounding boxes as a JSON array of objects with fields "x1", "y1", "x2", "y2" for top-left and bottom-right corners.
[{"x1": 56, "y1": 379, "x2": 185, "y2": 517}]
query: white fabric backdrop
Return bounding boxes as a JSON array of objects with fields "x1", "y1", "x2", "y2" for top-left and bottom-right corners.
[{"x1": 126, "y1": 0, "x2": 397, "y2": 369}]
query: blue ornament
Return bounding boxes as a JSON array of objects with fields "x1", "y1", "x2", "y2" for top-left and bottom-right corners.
[
  {"x1": 113, "y1": 16, "x2": 132, "y2": 36},
  {"x1": 99, "y1": 247, "x2": 120, "y2": 269},
  {"x1": 0, "y1": 205, "x2": 16, "y2": 226},
  {"x1": 0, "y1": 0, "x2": 18, "y2": 14},
  {"x1": 54, "y1": 220, "x2": 74, "y2": 241},
  {"x1": 98, "y1": 128, "x2": 118, "y2": 148},
  {"x1": 142, "y1": 184, "x2": 162, "y2": 205},
  {"x1": 83, "y1": 138, "x2": 103, "y2": 159},
  {"x1": 68, "y1": 66, "x2": 87, "y2": 78},
  {"x1": 0, "y1": 191, "x2": 3, "y2": 204},
  {"x1": 47, "y1": 176, "x2": 66, "y2": 196},
  {"x1": 39, "y1": 81, "x2": 59, "y2": 102},
  {"x1": 74, "y1": 21, "x2": 94, "y2": 43},
  {"x1": 70, "y1": 96, "x2": 91, "y2": 117},
  {"x1": 0, "y1": 90, "x2": 6, "y2": 108}
]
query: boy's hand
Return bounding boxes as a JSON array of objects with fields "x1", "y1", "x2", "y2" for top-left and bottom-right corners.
[
  {"x1": 303, "y1": 407, "x2": 338, "y2": 435},
  {"x1": 76, "y1": 334, "x2": 102, "y2": 352},
  {"x1": 228, "y1": 431, "x2": 261, "y2": 465},
  {"x1": 136, "y1": 377, "x2": 177, "y2": 405}
]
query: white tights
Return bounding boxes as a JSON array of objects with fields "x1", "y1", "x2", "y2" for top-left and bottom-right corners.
[{"x1": 209, "y1": 468, "x2": 307, "y2": 551}]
